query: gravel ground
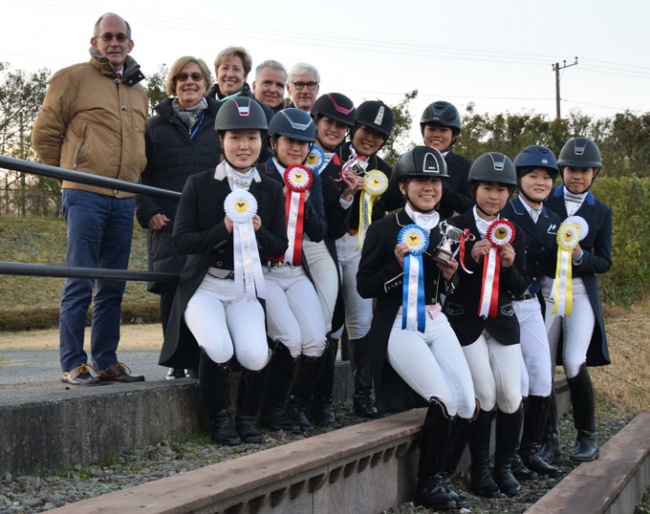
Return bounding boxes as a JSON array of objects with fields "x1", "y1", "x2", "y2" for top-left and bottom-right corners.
[{"x1": 0, "y1": 403, "x2": 647, "y2": 514}]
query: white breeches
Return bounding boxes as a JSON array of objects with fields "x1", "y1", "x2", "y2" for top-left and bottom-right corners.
[
  {"x1": 302, "y1": 240, "x2": 339, "y2": 335},
  {"x1": 184, "y1": 274, "x2": 270, "y2": 371}
]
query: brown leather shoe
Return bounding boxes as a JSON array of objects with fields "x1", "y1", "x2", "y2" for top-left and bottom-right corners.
[
  {"x1": 95, "y1": 362, "x2": 145, "y2": 382},
  {"x1": 61, "y1": 364, "x2": 100, "y2": 386}
]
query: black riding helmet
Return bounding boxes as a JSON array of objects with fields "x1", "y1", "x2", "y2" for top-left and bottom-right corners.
[
  {"x1": 395, "y1": 146, "x2": 450, "y2": 182},
  {"x1": 215, "y1": 98, "x2": 268, "y2": 170},
  {"x1": 468, "y1": 152, "x2": 517, "y2": 217},
  {"x1": 420, "y1": 101, "x2": 462, "y2": 135},
  {"x1": 215, "y1": 97, "x2": 268, "y2": 133},
  {"x1": 311, "y1": 93, "x2": 356, "y2": 127},
  {"x1": 354, "y1": 100, "x2": 394, "y2": 139},
  {"x1": 395, "y1": 146, "x2": 449, "y2": 213}
]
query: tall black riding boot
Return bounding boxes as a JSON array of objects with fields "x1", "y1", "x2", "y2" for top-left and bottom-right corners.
[
  {"x1": 259, "y1": 344, "x2": 299, "y2": 432},
  {"x1": 311, "y1": 337, "x2": 339, "y2": 427},
  {"x1": 510, "y1": 397, "x2": 538, "y2": 481},
  {"x1": 567, "y1": 364, "x2": 599, "y2": 462},
  {"x1": 494, "y1": 407, "x2": 523, "y2": 495},
  {"x1": 444, "y1": 416, "x2": 471, "y2": 509},
  {"x1": 539, "y1": 389, "x2": 561, "y2": 464},
  {"x1": 349, "y1": 336, "x2": 379, "y2": 419},
  {"x1": 287, "y1": 354, "x2": 326, "y2": 431},
  {"x1": 236, "y1": 365, "x2": 271, "y2": 444},
  {"x1": 520, "y1": 395, "x2": 562, "y2": 476},
  {"x1": 414, "y1": 399, "x2": 457, "y2": 510},
  {"x1": 469, "y1": 409, "x2": 500, "y2": 498},
  {"x1": 198, "y1": 349, "x2": 240, "y2": 446}
]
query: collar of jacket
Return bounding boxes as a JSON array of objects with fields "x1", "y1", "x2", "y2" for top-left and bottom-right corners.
[
  {"x1": 510, "y1": 196, "x2": 551, "y2": 219},
  {"x1": 552, "y1": 185, "x2": 596, "y2": 205},
  {"x1": 90, "y1": 55, "x2": 145, "y2": 86}
]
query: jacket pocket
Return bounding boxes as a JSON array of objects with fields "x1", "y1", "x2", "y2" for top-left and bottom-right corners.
[
  {"x1": 500, "y1": 302, "x2": 515, "y2": 317},
  {"x1": 444, "y1": 301, "x2": 465, "y2": 317}
]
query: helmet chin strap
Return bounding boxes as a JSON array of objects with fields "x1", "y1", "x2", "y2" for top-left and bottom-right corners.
[
  {"x1": 518, "y1": 186, "x2": 543, "y2": 208},
  {"x1": 224, "y1": 156, "x2": 252, "y2": 173},
  {"x1": 476, "y1": 203, "x2": 500, "y2": 218},
  {"x1": 406, "y1": 194, "x2": 436, "y2": 215}
]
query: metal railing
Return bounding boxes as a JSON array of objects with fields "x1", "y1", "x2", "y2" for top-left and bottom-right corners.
[{"x1": 0, "y1": 155, "x2": 180, "y2": 283}]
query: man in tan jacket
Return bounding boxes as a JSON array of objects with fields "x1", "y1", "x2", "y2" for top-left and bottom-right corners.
[{"x1": 32, "y1": 12, "x2": 148, "y2": 385}]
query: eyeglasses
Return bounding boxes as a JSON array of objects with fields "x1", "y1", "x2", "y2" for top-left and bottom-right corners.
[
  {"x1": 96, "y1": 33, "x2": 129, "y2": 43},
  {"x1": 291, "y1": 81, "x2": 318, "y2": 91},
  {"x1": 175, "y1": 72, "x2": 205, "y2": 82}
]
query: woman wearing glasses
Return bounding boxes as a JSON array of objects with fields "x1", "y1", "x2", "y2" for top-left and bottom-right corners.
[{"x1": 136, "y1": 56, "x2": 221, "y2": 380}]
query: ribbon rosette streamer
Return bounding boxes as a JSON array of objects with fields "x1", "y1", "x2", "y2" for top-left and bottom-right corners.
[
  {"x1": 478, "y1": 219, "x2": 516, "y2": 318},
  {"x1": 282, "y1": 165, "x2": 312, "y2": 265},
  {"x1": 305, "y1": 145, "x2": 325, "y2": 175},
  {"x1": 552, "y1": 216, "x2": 588, "y2": 316},
  {"x1": 224, "y1": 190, "x2": 266, "y2": 301},
  {"x1": 356, "y1": 169, "x2": 388, "y2": 250},
  {"x1": 399, "y1": 224, "x2": 429, "y2": 332}
]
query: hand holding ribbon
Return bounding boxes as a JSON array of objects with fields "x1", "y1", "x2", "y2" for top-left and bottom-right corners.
[
  {"x1": 224, "y1": 190, "x2": 267, "y2": 301},
  {"x1": 282, "y1": 165, "x2": 312, "y2": 265},
  {"x1": 398, "y1": 224, "x2": 429, "y2": 332},
  {"x1": 478, "y1": 219, "x2": 516, "y2": 318},
  {"x1": 552, "y1": 216, "x2": 589, "y2": 316}
]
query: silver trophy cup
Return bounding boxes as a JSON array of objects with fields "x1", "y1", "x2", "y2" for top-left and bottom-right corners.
[{"x1": 433, "y1": 221, "x2": 464, "y2": 264}]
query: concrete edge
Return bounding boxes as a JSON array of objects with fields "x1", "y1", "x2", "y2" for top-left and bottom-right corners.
[{"x1": 525, "y1": 411, "x2": 650, "y2": 514}]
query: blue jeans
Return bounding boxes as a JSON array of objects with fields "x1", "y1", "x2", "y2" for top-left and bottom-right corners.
[{"x1": 59, "y1": 189, "x2": 134, "y2": 371}]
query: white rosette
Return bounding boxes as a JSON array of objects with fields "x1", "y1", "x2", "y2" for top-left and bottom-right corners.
[{"x1": 224, "y1": 190, "x2": 266, "y2": 301}]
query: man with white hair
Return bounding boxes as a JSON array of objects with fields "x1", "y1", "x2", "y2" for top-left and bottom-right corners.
[{"x1": 286, "y1": 62, "x2": 320, "y2": 112}]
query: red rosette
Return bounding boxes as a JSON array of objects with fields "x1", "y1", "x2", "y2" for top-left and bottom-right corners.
[
  {"x1": 284, "y1": 165, "x2": 312, "y2": 193},
  {"x1": 486, "y1": 219, "x2": 516, "y2": 248}
]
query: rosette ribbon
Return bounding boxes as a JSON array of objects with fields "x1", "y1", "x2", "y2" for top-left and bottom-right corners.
[
  {"x1": 305, "y1": 145, "x2": 326, "y2": 175},
  {"x1": 399, "y1": 224, "x2": 429, "y2": 332},
  {"x1": 224, "y1": 190, "x2": 266, "y2": 301},
  {"x1": 552, "y1": 216, "x2": 588, "y2": 316},
  {"x1": 457, "y1": 228, "x2": 476, "y2": 274},
  {"x1": 478, "y1": 219, "x2": 516, "y2": 318},
  {"x1": 282, "y1": 165, "x2": 312, "y2": 265},
  {"x1": 356, "y1": 169, "x2": 388, "y2": 250}
]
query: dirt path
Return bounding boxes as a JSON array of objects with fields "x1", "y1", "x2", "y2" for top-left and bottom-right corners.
[{"x1": 1, "y1": 324, "x2": 163, "y2": 351}]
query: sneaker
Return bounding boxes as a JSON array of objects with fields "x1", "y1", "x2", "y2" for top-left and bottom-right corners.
[
  {"x1": 95, "y1": 362, "x2": 145, "y2": 383},
  {"x1": 166, "y1": 368, "x2": 186, "y2": 380},
  {"x1": 61, "y1": 364, "x2": 100, "y2": 386}
]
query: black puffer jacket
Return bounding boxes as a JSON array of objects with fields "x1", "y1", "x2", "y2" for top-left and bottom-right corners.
[{"x1": 135, "y1": 97, "x2": 221, "y2": 291}]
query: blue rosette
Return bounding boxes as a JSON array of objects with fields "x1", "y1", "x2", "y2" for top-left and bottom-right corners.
[
  {"x1": 398, "y1": 224, "x2": 429, "y2": 332},
  {"x1": 305, "y1": 145, "x2": 326, "y2": 175}
]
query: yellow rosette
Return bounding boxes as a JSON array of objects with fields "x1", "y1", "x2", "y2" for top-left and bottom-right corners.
[
  {"x1": 356, "y1": 169, "x2": 388, "y2": 250},
  {"x1": 552, "y1": 221, "x2": 581, "y2": 316}
]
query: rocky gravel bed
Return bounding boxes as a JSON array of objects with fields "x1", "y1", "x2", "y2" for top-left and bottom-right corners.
[{"x1": 0, "y1": 405, "x2": 646, "y2": 514}]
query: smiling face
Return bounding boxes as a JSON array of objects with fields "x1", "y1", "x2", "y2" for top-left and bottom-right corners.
[
  {"x1": 220, "y1": 129, "x2": 262, "y2": 171},
  {"x1": 174, "y1": 63, "x2": 208, "y2": 108},
  {"x1": 399, "y1": 176, "x2": 443, "y2": 212},
  {"x1": 474, "y1": 182, "x2": 511, "y2": 218},
  {"x1": 423, "y1": 124, "x2": 454, "y2": 152},
  {"x1": 253, "y1": 66, "x2": 286, "y2": 108},
  {"x1": 90, "y1": 15, "x2": 133, "y2": 68},
  {"x1": 217, "y1": 55, "x2": 246, "y2": 96},
  {"x1": 315, "y1": 116, "x2": 348, "y2": 151},
  {"x1": 273, "y1": 135, "x2": 310, "y2": 166},
  {"x1": 352, "y1": 125, "x2": 385, "y2": 157},
  {"x1": 562, "y1": 166, "x2": 597, "y2": 194},
  {"x1": 519, "y1": 168, "x2": 554, "y2": 205}
]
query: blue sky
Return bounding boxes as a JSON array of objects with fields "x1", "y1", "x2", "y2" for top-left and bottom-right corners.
[{"x1": 2, "y1": 0, "x2": 648, "y2": 136}]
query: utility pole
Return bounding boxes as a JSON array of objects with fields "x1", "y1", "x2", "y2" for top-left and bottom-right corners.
[{"x1": 552, "y1": 57, "x2": 578, "y2": 119}]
